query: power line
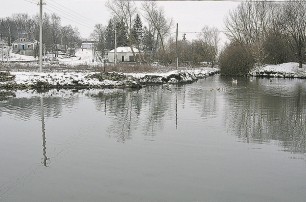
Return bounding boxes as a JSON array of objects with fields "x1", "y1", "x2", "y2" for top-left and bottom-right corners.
[
  {"x1": 45, "y1": 5, "x2": 91, "y2": 27},
  {"x1": 46, "y1": 2, "x2": 94, "y2": 26},
  {"x1": 44, "y1": 7, "x2": 92, "y2": 30},
  {"x1": 49, "y1": 0, "x2": 95, "y2": 23},
  {"x1": 23, "y1": 0, "x2": 37, "y2": 4},
  {"x1": 23, "y1": 0, "x2": 94, "y2": 30}
]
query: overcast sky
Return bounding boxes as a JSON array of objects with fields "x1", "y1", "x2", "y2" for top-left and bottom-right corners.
[{"x1": 0, "y1": 0, "x2": 240, "y2": 41}]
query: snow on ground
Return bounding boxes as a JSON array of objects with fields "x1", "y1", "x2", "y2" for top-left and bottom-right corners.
[
  {"x1": 0, "y1": 67, "x2": 220, "y2": 89},
  {"x1": 57, "y1": 49, "x2": 99, "y2": 66},
  {"x1": 11, "y1": 71, "x2": 118, "y2": 87},
  {"x1": 9, "y1": 52, "x2": 37, "y2": 62},
  {"x1": 126, "y1": 67, "x2": 219, "y2": 79},
  {"x1": 250, "y1": 62, "x2": 306, "y2": 78},
  {"x1": 3, "y1": 48, "x2": 101, "y2": 66}
]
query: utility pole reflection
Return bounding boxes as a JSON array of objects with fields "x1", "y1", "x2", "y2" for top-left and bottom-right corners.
[
  {"x1": 176, "y1": 85, "x2": 178, "y2": 130},
  {"x1": 40, "y1": 95, "x2": 49, "y2": 167}
]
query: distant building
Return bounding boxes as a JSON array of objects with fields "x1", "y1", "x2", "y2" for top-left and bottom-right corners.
[
  {"x1": 108, "y1": 47, "x2": 142, "y2": 63},
  {"x1": 12, "y1": 33, "x2": 37, "y2": 56},
  {"x1": 81, "y1": 41, "x2": 96, "y2": 50}
]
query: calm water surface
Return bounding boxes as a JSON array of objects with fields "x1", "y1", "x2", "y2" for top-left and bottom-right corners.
[{"x1": 1, "y1": 76, "x2": 306, "y2": 202}]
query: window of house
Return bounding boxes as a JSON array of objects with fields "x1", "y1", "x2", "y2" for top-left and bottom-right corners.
[
  {"x1": 28, "y1": 45, "x2": 31, "y2": 49},
  {"x1": 14, "y1": 44, "x2": 18, "y2": 49}
]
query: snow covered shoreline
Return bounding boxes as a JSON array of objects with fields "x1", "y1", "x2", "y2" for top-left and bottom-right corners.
[
  {"x1": 250, "y1": 62, "x2": 306, "y2": 78},
  {"x1": 0, "y1": 67, "x2": 219, "y2": 90}
]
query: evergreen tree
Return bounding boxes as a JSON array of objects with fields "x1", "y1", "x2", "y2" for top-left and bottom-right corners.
[
  {"x1": 105, "y1": 19, "x2": 114, "y2": 50},
  {"x1": 131, "y1": 14, "x2": 143, "y2": 47},
  {"x1": 116, "y1": 19, "x2": 128, "y2": 47},
  {"x1": 143, "y1": 26, "x2": 154, "y2": 52}
]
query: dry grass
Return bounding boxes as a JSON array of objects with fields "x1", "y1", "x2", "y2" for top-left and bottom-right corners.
[{"x1": 0, "y1": 62, "x2": 198, "y2": 73}]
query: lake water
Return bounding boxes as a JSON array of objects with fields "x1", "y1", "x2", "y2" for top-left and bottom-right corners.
[{"x1": 1, "y1": 76, "x2": 306, "y2": 202}]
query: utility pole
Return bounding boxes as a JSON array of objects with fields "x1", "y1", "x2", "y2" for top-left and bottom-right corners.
[
  {"x1": 39, "y1": 0, "x2": 43, "y2": 72},
  {"x1": 7, "y1": 47, "x2": 9, "y2": 63},
  {"x1": 176, "y1": 23, "x2": 178, "y2": 70},
  {"x1": 114, "y1": 29, "x2": 117, "y2": 65},
  {"x1": 1, "y1": 45, "x2": 3, "y2": 63}
]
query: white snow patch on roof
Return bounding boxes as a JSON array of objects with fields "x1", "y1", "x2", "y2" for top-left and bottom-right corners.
[{"x1": 109, "y1": 47, "x2": 141, "y2": 53}]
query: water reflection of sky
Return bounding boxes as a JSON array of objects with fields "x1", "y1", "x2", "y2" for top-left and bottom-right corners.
[
  {"x1": 221, "y1": 77, "x2": 306, "y2": 154},
  {"x1": 1, "y1": 77, "x2": 306, "y2": 153},
  {"x1": 1, "y1": 77, "x2": 306, "y2": 202}
]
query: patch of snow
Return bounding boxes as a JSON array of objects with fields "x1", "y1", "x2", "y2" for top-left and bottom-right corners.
[
  {"x1": 9, "y1": 52, "x2": 37, "y2": 62},
  {"x1": 0, "y1": 67, "x2": 219, "y2": 89},
  {"x1": 56, "y1": 49, "x2": 98, "y2": 66},
  {"x1": 126, "y1": 67, "x2": 219, "y2": 83},
  {"x1": 250, "y1": 63, "x2": 306, "y2": 78}
]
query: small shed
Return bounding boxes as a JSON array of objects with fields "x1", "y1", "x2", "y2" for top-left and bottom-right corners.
[{"x1": 108, "y1": 47, "x2": 141, "y2": 63}]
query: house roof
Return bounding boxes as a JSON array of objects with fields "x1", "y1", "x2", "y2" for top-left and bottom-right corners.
[
  {"x1": 12, "y1": 39, "x2": 36, "y2": 44},
  {"x1": 109, "y1": 47, "x2": 141, "y2": 53}
]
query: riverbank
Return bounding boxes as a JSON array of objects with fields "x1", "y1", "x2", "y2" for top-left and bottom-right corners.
[
  {"x1": 250, "y1": 62, "x2": 306, "y2": 78},
  {"x1": 0, "y1": 67, "x2": 219, "y2": 90}
]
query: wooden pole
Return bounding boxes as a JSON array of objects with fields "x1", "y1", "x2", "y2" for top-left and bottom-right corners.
[
  {"x1": 176, "y1": 23, "x2": 178, "y2": 70},
  {"x1": 114, "y1": 29, "x2": 117, "y2": 65},
  {"x1": 39, "y1": 0, "x2": 43, "y2": 72}
]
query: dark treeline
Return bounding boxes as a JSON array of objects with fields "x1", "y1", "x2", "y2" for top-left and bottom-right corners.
[
  {"x1": 220, "y1": 0, "x2": 306, "y2": 75},
  {"x1": 0, "y1": 13, "x2": 82, "y2": 56}
]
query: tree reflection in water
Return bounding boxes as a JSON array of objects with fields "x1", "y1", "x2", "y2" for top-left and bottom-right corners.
[
  {"x1": 91, "y1": 86, "x2": 177, "y2": 142},
  {"x1": 223, "y1": 77, "x2": 306, "y2": 154},
  {"x1": 1, "y1": 77, "x2": 306, "y2": 154}
]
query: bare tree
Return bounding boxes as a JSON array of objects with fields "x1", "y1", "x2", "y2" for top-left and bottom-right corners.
[
  {"x1": 141, "y1": 1, "x2": 173, "y2": 63},
  {"x1": 90, "y1": 24, "x2": 106, "y2": 60},
  {"x1": 198, "y1": 26, "x2": 220, "y2": 66},
  {"x1": 280, "y1": 0, "x2": 306, "y2": 68},
  {"x1": 225, "y1": 1, "x2": 274, "y2": 64}
]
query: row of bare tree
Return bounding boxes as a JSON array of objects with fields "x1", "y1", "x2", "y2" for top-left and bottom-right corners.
[
  {"x1": 0, "y1": 13, "x2": 82, "y2": 55},
  {"x1": 90, "y1": 0, "x2": 220, "y2": 66},
  {"x1": 224, "y1": 0, "x2": 306, "y2": 69}
]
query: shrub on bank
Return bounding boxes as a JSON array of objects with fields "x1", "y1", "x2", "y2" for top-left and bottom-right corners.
[
  {"x1": 0, "y1": 71, "x2": 15, "y2": 82},
  {"x1": 219, "y1": 42, "x2": 255, "y2": 76}
]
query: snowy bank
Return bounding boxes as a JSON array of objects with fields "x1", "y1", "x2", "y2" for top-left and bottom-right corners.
[
  {"x1": 127, "y1": 67, "x2": 219, "y2": 84},
  {"x1": 0, "y1": 67, "x2": 219, "y2": 90},
  {"x1": 250, "y1": 63, "x2": 306, "y2": 78}
]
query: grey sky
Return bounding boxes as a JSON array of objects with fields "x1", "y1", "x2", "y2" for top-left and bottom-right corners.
[{"x1": 0, "y1": 0, "x2": 239, "y2": 40}]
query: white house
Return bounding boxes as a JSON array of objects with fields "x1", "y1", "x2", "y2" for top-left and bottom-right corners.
[
  {"x1": 108, "y1": 47, "x2": 142, "y2": 63},
  {"x1": 12, "y1": 38, "x2": 37, "y2": 56}
]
